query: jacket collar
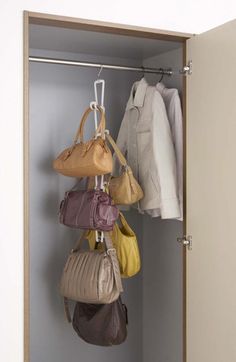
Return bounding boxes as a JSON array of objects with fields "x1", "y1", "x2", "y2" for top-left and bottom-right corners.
[{"x1": 126, "y1": 77, "x2": 148, "y2": 110}]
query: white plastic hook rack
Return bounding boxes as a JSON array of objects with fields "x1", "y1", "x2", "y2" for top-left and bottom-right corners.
[
  {"x1": 92, "y1": 77, "x2": 106, "y2": 195},
  {"x1": 93, "y1": 79, "x2": 105, "y2": 129},
  {"x1": 95, "y1": 230, "x2": 105, "y2": 244},
  {"x1": 94, "y1": 79, "x2": 105, "y2": 106}
]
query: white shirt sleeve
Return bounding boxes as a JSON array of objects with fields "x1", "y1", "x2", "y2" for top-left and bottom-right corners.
[{"x1": 169, "y1": 94, "x2": 183, "y2": 220}]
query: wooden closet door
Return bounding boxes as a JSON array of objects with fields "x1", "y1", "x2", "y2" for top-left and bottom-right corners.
[{"x1": 186, "y1": 19, "x2": 236, "y2": 362}]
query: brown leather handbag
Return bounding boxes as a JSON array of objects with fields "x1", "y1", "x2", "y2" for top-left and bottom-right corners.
[
  {"x1": 60, "y1": 232, "x2": 123, "y2": 304},
  {"x1": 53, "y1": 106, "x2": 113, "y2": 177},
  {"x1": 72, "y1": 297, "x2": 128, "y2": 346}
]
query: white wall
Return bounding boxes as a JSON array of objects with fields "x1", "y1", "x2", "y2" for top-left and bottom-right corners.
[{"x1": 0, "y1": 2, "x2": 236, "y2": 362}]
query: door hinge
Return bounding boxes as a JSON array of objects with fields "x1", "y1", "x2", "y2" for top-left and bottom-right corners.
[
  {"x1": 177, "y1": 235, "x2": 192, "y2": 250},
  {"x1": 180, "y1": 60, "x2": 192, "y2": 75}
]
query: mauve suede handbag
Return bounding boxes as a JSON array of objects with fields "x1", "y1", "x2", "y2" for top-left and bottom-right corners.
[{"x1": 59, "y1": 189, "x2": 119, "y2": 231}]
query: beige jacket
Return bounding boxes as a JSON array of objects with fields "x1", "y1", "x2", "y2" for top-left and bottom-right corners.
[{"x1": 115, "y1": 78, "x2": 180, "y2": 219}]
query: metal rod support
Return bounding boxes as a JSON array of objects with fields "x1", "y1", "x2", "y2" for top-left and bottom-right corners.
[{"x1": 29, "y1": 56, "x2": 173, "y2": 76}]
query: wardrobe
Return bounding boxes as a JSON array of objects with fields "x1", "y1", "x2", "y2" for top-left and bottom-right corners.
[{"x1": 24, "y1": 12, "x2": 236, "y2": 362}]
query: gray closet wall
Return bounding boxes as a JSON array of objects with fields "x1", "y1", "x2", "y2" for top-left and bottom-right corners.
[
  {"x1": 29, "y1": 27, "x2": 183, "y2": 362},
  {"x1": 29, "y1": 50, "x2": 143, "y2": 362}
]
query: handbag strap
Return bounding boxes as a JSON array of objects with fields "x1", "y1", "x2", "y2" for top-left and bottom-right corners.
[
  {"x1": 104, "y1": 232, "x2": 123, "y2": 293},
  {"x1": 62, "y1": 107, "x2": 105, "y2": 160},
  {"x1": 73, "y1": 106, "x2": 106, "y2": 145},
  {"x1": 118, "y1": 212, "x2": 135, "y2": 236},
  {"x1": 68, "y1": 177, "x2": 84, "y2": 192},
  {"x1": 72, "y1": 231, "x2": 88, "y2": 252},
  {"x1": 71, "y1": 229, "x2": 113, "y2": 253},
  {"x1": 105, "y1": 133, "x2": 128, "y2": 168},
  {"x1": 63, "y1": 297, "x2": 72, "y2": 323}
]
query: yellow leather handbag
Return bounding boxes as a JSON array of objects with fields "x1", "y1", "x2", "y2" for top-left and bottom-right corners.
[
  {"x1": 85, "y1": 212, "x2": 141, "y2": 278},
  {"x1": 53, "y1": 106, "x2": 113, "y2": 177}
]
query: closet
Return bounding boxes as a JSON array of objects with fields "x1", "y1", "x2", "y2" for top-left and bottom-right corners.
[{"x1": 24, "y1": 12, "x2": 236, "y2": 362}]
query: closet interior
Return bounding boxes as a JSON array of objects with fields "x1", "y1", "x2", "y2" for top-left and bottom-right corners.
[{"x1": 28, "y1": 22, "x2": 184, "y2": 362}]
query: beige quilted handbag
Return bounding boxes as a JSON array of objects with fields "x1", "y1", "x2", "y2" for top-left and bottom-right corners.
[{"x1": 60, "y1": 232, "x2": 123, "y2": 304}]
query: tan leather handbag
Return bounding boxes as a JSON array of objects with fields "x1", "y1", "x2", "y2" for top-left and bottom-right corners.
[
  {"x1": 60, "y1": 232, "x2": 123, "y2": 304},
  {"x1": 106, "y1": 134, "x2": 144, "y2": 205},
  {"x1": 87, "y1": 134, "x2": 144, "y2": 205},
  {"x1": 86, "y1": 212, "x2": 141, "y2": 278},
  {"x1": 53, "y1": 107, "x2": 113, "y2": 177}
]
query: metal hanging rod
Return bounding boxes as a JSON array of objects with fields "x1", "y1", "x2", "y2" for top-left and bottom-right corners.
[{"x1": 29, "y1": 56, "x2": 173, "y2": 76}]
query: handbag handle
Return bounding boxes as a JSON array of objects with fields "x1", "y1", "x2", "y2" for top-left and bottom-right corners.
[
  {"x1": 106, "y1": 133, "x2": 128, "y2": 168},
  {"x1": 73, "y1": 106, "x2": 106, "y2": 145},
  {"x1": 63, "y1": 107, "x2": 106, "y2": 160},
  {"x1": 118, "y1": 212, "x2": 135, "y2": 236},
  {"x1": 72, "y1": 231, "x2": 90, "y2": 252},
  {"x1": 72, "y1": 230, "x2": 114, "y2": 253}
]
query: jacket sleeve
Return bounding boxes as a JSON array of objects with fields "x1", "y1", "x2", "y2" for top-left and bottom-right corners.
[{"x1": 151, "y1": 91, "x2": 180, "y2": 219}]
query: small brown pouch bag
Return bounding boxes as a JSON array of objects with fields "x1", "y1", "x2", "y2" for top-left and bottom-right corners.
[
  {"x1": 106, "y1": 134, "x2": 144, "y2": 205},
  {"x1": 87, "y1": 134, "x2": 144, "y2": 205}
]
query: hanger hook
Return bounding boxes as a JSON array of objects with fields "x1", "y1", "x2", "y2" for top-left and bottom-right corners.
[
  {"x1": 97, "y1": 65, "x2": 103, "y2": 79},
  {"x1": 157, "y1": 68, "x2": 164, "y2": 83},
  {"x1": 141, "y1": 65, "x2": 145, "y2": 78}
]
